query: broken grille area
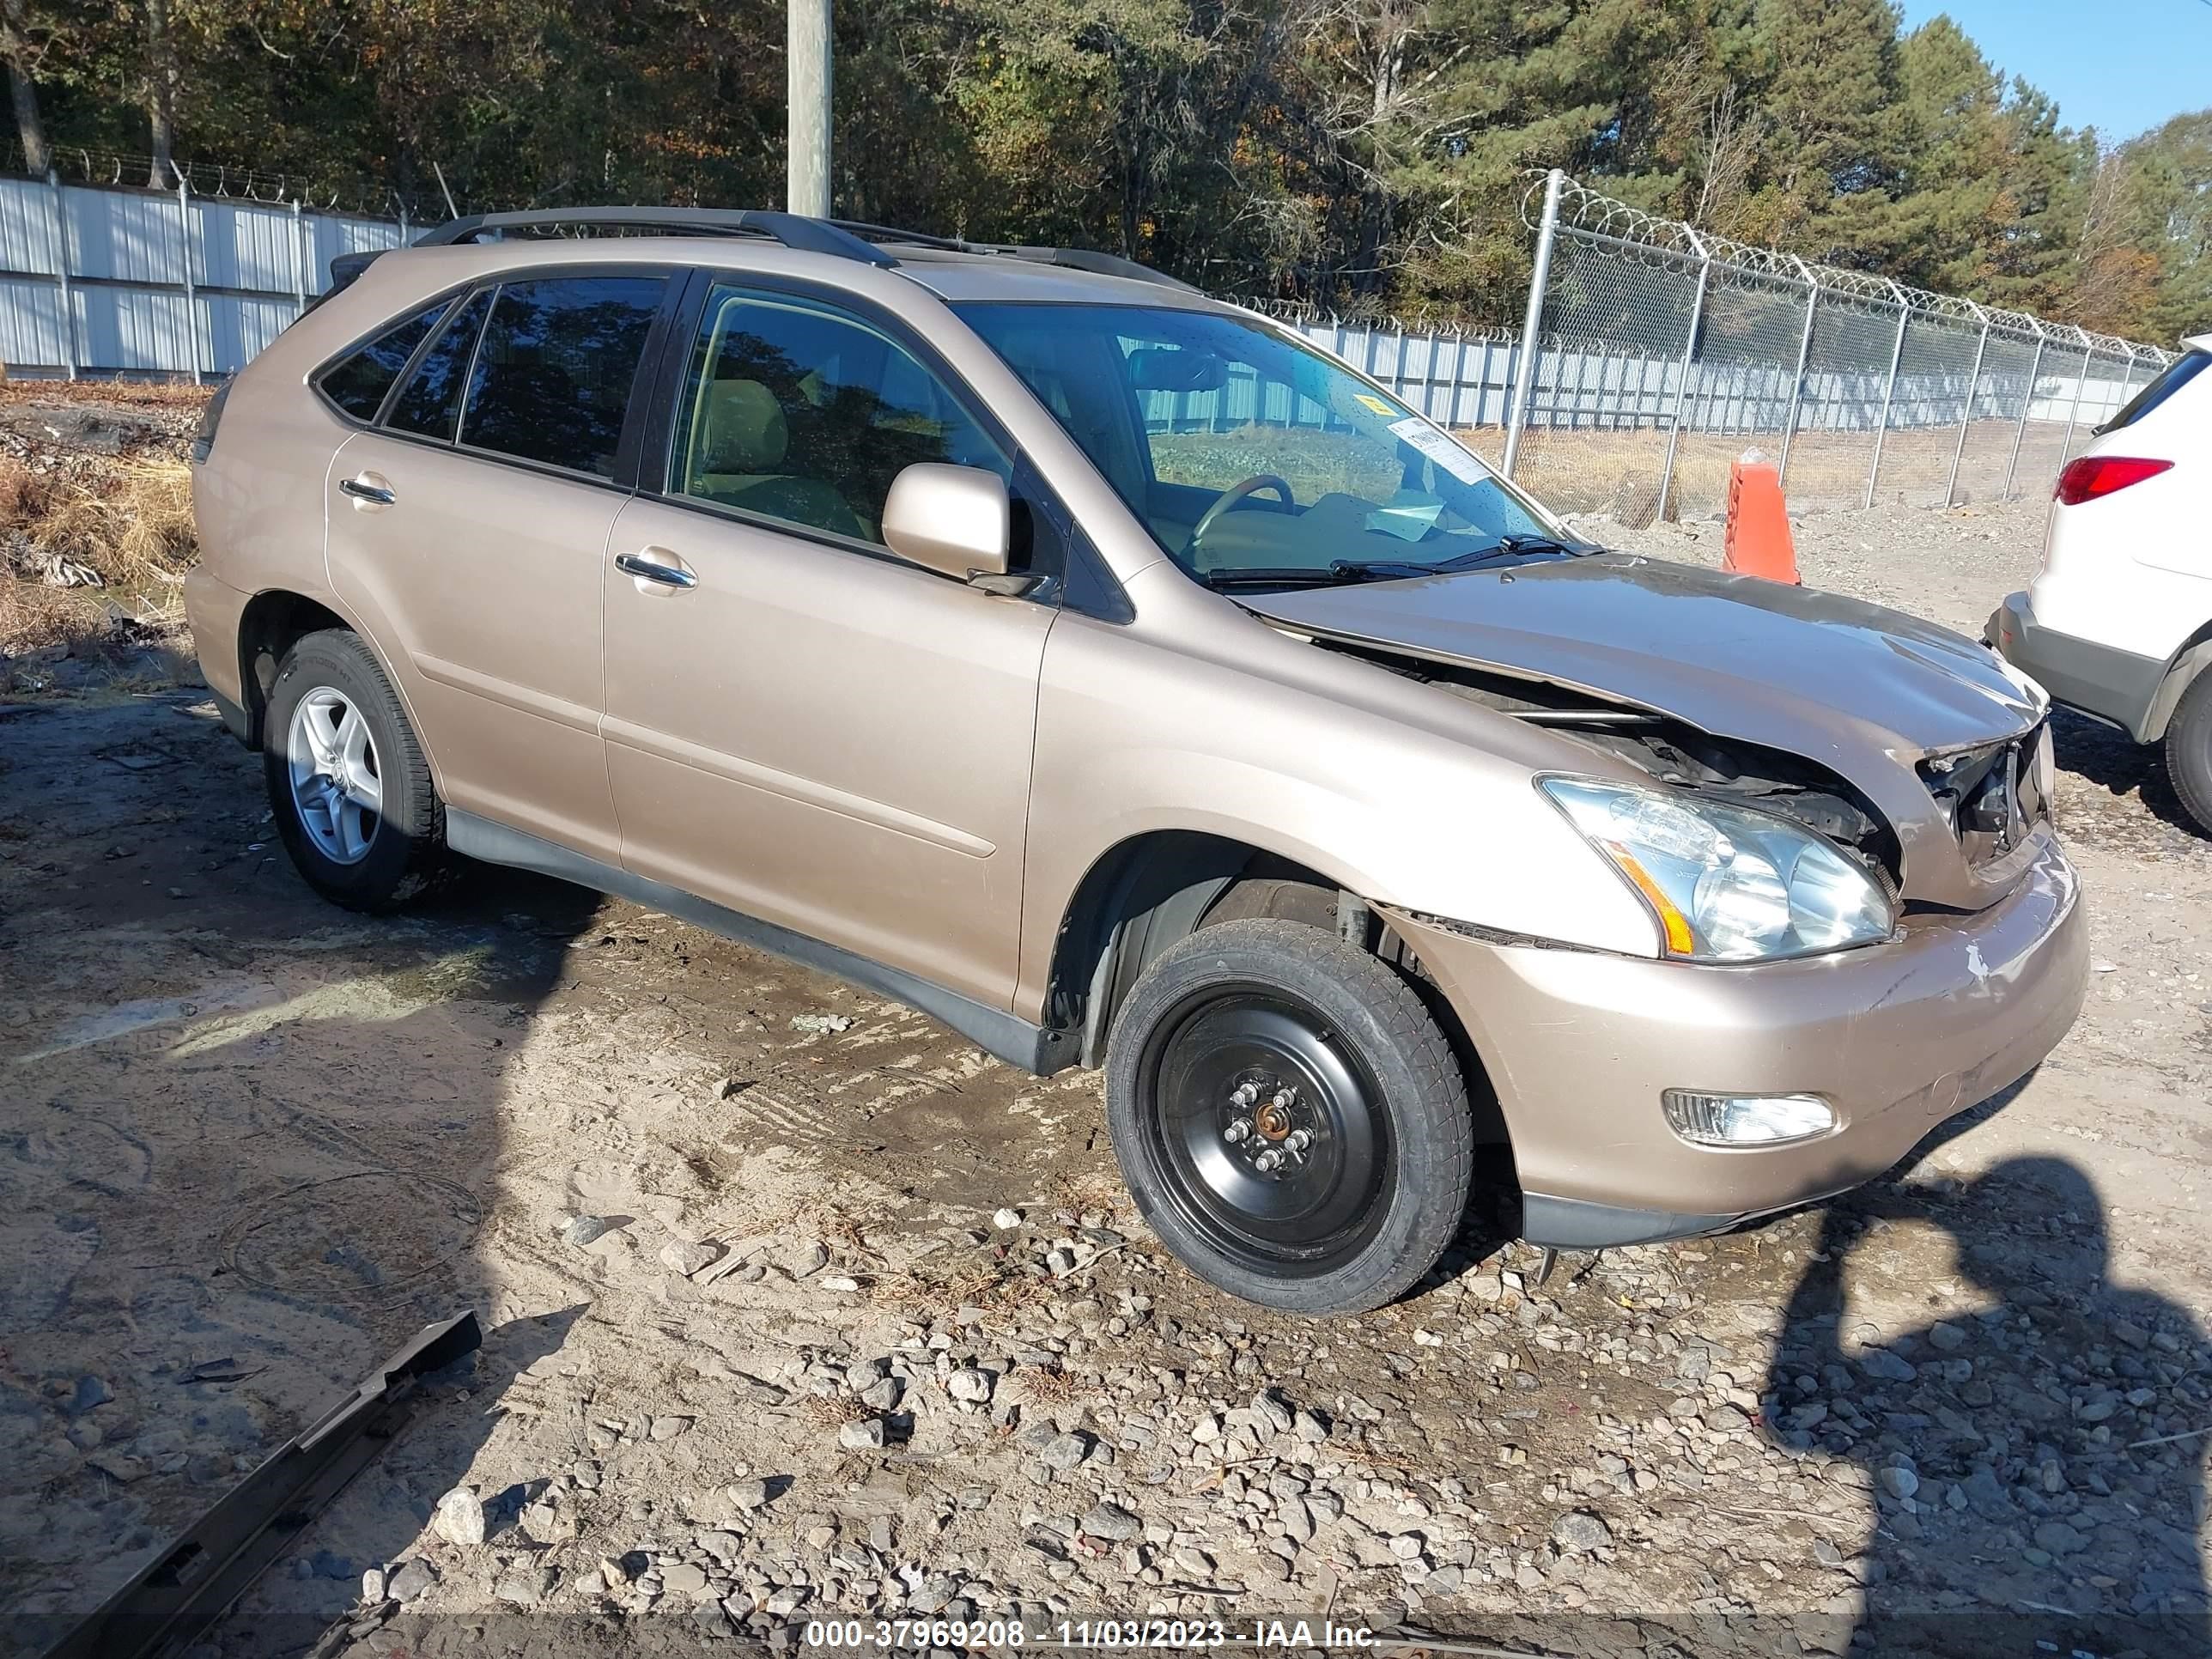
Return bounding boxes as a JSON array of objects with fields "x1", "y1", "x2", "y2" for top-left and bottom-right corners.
[{"x1": 1921, "y1": 720, "x2": 2050, "y2": 866}]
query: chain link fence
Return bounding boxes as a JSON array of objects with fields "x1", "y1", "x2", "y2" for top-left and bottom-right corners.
[{"x1": 1499, "y1": 173, "x2": 2172, "y2": 523}]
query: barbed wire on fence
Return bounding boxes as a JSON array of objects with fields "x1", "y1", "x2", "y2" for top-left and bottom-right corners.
[
  {"x1": 1521, "y1": 172, "x2": 2167, "y2": 365},
  {"x1": 5, "y1": 140, "x2": 445, "y2": 222},
  {"x1": 0, "y1": 149, "x2": 2181, "y2": 531},
  {"x1": 1243, "y1": 295, "x2": 1514, "y2": 342},
  {"x1": 1501, "y1": 171, "x2": 2176, "y2": 525}
]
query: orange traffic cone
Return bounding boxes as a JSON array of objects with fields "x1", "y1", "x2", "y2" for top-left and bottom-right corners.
[{"x1": 1723, "y1": 450, "x2": 1801, "y2": 585}]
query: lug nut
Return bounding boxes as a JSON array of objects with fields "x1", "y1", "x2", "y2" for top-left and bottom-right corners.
[
  {"x1": 1224, "y1": 1118, "x2": 1251, "y2": 1143},
  {"x1": 1285, "y1": 1129, "x2": 1310, "y2": 1153},
  {"x1": 1271, "y1": 1088, "x2": 1296, "y2": 1109},
  {"x1": 1231, "y1": 1082, "x2": 1259, "y2": 1107},
  {"x1": 1254, "y1": 1149, "x2": 1282, "y2": 1172}
]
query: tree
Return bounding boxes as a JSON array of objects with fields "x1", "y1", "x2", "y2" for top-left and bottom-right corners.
[
  {"x1": 1650, "y1": 44, "x2": 1765, "y2": 234},
  {"x1": 0, "y1": 0, "x2": 52, "y2": 173},
  {"x1": 2085, "y1": 112, "x2": 2212, "y2": 341},
  {"x1": 0, "y1": 0, "x2": 2196, "y2": 339},
  {"x1": 143, "y1": 0, "x2": 180, "y2": 185},
  {"x1": 1737, "y1": 0, "x2": 1907, "y2": 256}
]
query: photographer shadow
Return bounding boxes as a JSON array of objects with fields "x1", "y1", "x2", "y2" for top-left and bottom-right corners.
[{"x1": 1767, "y1": 1152, "x2": 2211, "y2": 1656}]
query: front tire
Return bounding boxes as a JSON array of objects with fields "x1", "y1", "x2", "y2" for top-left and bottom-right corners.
[
  {"x1": 1104, "y1": 918, "x2": 1473, "y2": 1316},
  {"x1": 2166, "y1": 672, "x2": 2212, "y2": 836},
  {"x1": 263, "y1": 629, "x2": 445, "y2": 910}
]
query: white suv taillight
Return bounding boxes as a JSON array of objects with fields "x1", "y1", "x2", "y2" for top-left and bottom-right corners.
[{"x1": 2054, "y1": 454, "x2": 2172, "y2": 505}]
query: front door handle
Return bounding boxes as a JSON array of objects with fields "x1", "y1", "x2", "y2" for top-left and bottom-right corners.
[
  {"x1": 615, "y1": 550, "x2": 698, "y2": 589},
  {"x1": 339, "y1": 475, "x2": 396, "y2": 506}
]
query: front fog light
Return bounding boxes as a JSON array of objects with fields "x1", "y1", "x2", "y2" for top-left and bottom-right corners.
[{"x1": 1662, "y1": 1090, "x2": 1835, "y2": 1147}]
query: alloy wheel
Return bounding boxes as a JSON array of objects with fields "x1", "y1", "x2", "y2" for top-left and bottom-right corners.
[{"x1": 285, "y1": 686, "x2": 384, "y2": 866}]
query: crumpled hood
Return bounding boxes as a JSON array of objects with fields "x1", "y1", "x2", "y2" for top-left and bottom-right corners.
[{"x1": 1242, "y1": 552, "x2": 2049, "y2": 908}]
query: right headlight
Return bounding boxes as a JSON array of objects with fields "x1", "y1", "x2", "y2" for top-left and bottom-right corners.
[{"x1": 1540, "y1": 776, "x2": 1896, "y2": 963}]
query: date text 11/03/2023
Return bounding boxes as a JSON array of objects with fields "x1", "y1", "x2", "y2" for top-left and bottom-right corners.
[{"x1": 801, "y1": 1618, "x2": 1382, "y2": 1650}]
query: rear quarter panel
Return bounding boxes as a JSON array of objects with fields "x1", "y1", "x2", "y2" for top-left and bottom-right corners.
[{"x1": 191, "y1": 255, "x2": 492, "y2": 771}]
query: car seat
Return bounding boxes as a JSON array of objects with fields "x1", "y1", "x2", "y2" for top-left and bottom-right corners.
[{"x1": 688, "y1": 378, "x2": 867, "y2": 541}]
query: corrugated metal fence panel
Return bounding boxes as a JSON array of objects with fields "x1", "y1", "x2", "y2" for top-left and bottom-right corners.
[
  {"x1": 67, "y1": 185, "x2": 188, "y2": 284},
  {"x1": 198, "y1": 197, "x2": 306, "y2": 293},
  {"x1": 0, "y1": 175, "x2": 61, "y2": 276},
  {"x1": 309, "y1": 215, "x2": 406, "y2": 295},
  {"x1": 0, "y1": 275, "x2": 64, "y2": 365},
  {"x1": 81, "y1": 284, "x2": 194, "y2": 373},
  {"x1": 205, "y1": 294, "x2": 299, "y2": 371},
  {"x1": 0, "y1": 176, "x2": 420, "y2": 375}
]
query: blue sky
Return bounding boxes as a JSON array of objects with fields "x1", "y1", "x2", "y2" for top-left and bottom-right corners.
[{"x1": 1897, "y1": 0, "x2": 2209, "y2": 142}]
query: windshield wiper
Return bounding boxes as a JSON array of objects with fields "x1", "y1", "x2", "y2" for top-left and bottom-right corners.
[
  {"x1": 1200, "y1": 566, "x2": 1369, "y2": 590},
  {"x1": 1204, "y1": 536, "x2": 1596, "y2": 590},
  {"x1": 1330, "y1": 533, "x2": 1591, "y2": 582}
]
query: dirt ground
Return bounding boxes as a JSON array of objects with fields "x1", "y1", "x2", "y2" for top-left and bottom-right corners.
[{"x1": 3, "y1": 492, "x2": 2210, "y2": 1659}]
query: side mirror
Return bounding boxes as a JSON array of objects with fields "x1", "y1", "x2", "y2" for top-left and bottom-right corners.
[{"x1": 881, "y1": 463, "x2": 1011, "y2": 583}]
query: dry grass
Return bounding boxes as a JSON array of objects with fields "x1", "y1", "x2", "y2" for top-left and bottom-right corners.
[
  {"x1": 797, "y1": 1390, "x2": 872, "y2": 1431},
  {"x1": 1502, "y1": 419, "x2": 2064, "y2": 525},
  {"x1": 1141, "y1": 414, "x2": 2062, "y2": 531},
  {"x1": 19, "y1": 459, "x2": 197, "y2": 588},
  {"x1": 1007, "y1": 1363, "x2": 1095, "y2": 1409},
  {"x1": 0, "y1": 379, "x2": 214, "y2": 414},
  {"x1": 0, "y1": 454, "x2": 197, "y2": 658},
  {"x1": 0, "y1": 574, "x2": 100, "y2": 653}
]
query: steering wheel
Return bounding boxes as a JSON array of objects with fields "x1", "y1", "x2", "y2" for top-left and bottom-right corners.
[{"x1": 1188, "y1": 474, "x2": 1295, "y2": 550}]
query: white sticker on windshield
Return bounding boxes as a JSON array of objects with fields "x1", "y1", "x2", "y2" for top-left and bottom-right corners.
[{"x1": 1387, "y1": 416, "x2": 1487, "y2": 485}]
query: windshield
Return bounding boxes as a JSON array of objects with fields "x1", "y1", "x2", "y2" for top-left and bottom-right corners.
[{"x1": 956, "y1": 301, "x2": 1561, "y2": 582}]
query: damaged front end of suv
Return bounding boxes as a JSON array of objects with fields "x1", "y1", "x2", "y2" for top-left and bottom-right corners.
[{"x1": 1220, "y1": 549, "x2": 2082, "y2": 1251}]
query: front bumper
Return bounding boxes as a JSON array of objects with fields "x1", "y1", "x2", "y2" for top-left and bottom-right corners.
[
  {"x1": 1385, "y1": 830, "x2": 2087, "y2": 1248},
  {"x1": 1987, "y1": 591, "x2": 2165, "y2": 741}
]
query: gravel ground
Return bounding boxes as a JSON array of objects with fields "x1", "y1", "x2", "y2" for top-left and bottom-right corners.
[{"x1": 3, "y1": 494, "x2": 2209, "y2": 1659}]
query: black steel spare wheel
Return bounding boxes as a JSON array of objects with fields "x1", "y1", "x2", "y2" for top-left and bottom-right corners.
[
  {"x1": 1105, "y1": 917, "x2": 1473, "y2": 1316},
  {"x1": 1146, "y1": 990, "x2": 1390, "y2": 1273}
]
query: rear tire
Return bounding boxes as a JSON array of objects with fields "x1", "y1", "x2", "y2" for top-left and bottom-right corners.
[
  {"x1": 2166, "y1": 672, "x2": 2212, "y2": 836},
  {"x1": 263, "y1": 629, "x2": 445, "y2": 910},
  {"x1": 1104, "y1": 918, "x2": 1473, "y2": 1316}
]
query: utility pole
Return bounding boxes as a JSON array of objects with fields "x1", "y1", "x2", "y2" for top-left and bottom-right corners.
[{"x1": 787, "y1": 0, "x2": 831, "y2": 217}]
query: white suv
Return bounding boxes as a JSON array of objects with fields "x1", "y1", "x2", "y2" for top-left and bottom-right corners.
[{"x1": 1990, "y1": 337, "x2": 2212, "y2": 831}]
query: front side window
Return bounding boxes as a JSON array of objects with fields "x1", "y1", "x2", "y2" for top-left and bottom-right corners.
[
  {"x1": 459, "y1": 276, "x2": 668, "y2": 477},
  {"x1": 316, "y1": 300, "x2": 448, "y2": 421},
  {"x1": 386, "y1": 289, "x2": 490, "y2": 441},
  {"x1": 957, "y1": 301, "x2": 1559, "y2": 582},
  {"x1": 669, "y1": 284, "x2": 1008, "y2": 544}
]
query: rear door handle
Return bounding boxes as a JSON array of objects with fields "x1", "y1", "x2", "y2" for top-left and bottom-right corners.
[
  {"x1": 615, "y1": 550, "x2": 698, "y2": 589},
  {"x1": 339, "y1": 476, "x2": 396, "y2": 506}
]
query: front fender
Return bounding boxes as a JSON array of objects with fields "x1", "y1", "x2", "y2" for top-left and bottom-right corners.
[{"x1": 1013, "y1": 603, "x2": 1662, "y2": 1024}]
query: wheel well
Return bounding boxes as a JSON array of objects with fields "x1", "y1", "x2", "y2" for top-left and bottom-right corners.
[
  {"x1": 1048, "y1": 833, "x2": 1488, "y2": 1093},
  {"x1": 234, "y1": 590, "x2": 349, "y2": 749},
  {"x1": 2141, "y1": 623, "x2": 2212, "y2": 741}
]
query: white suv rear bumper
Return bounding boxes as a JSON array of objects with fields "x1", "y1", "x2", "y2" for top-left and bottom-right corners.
[{"x1": 1988, "y1": 591, "x2": 2168, "y2": 741}]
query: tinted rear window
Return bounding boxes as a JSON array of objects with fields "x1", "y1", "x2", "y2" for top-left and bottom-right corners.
[
  {"x1": 2103, "y1": 349, "x2": 2209, "y2": 433},
  {"x1": 387, "y1": 290, "x2": 491, "y2": 441},
  {"x1": 459, "y1": 276, "x2": 667, "y2": 477},
  {"x1": 317, "y1": 301, "x2": 448, "y2": 421}
]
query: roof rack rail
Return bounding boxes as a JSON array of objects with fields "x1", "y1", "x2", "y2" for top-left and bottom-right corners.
[
  {"x1": 825, "y1": 220, "x2": 1200, "y2": 294},
  {"x1": 998, "y1": 245, "x2": 1201, "y2": 294},
  {"x1": 827, "y1": 219, "x2": 969, "y2": 253},
  {"x1": 415, "y1": 208, "x2": 896, "y2": 268}
]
